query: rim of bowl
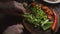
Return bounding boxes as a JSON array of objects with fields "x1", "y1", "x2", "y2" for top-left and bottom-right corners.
[{"x1": 43, "y1": 0, "x2": 60, "y2": 4}]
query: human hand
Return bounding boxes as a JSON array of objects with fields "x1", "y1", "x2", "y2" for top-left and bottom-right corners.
[{"x1": 3, "y1": 24, "x2": 24, "y2": 34}]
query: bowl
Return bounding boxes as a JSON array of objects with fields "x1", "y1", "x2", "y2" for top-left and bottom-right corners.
[
  {"x1": 43, "y1": 0, "x2": 60, "y2": 4},
  {"x1": 23, "y1": 2, "x2": 59, "y2": 34}
]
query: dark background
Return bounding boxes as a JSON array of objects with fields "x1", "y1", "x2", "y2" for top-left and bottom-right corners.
[{"x1": 0, "y1": 0, "x2": 60, "y2": 34}]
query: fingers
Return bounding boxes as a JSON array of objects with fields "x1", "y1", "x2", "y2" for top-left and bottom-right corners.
[
  {"x1": 3, "y1": 24, "x2": 24, "y2": 34},
  {"x1": 16, "y1": 24, "x2": 24, "y2": 33},
  {"x1": 0, "y1": 1, "x2": 26, "y2": 16},
  {"x1": 13, "y1": 1, "x2": 26, "y2": 13},
  {"x1": 16, "y1": 24, "x2": 24, "y2": 29}
]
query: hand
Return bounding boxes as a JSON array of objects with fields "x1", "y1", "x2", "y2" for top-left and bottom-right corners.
[
  {"x1": 3, "y1": 24, "x2": 24, "y2": 34},
  {"x1": 0, "y1": 1, "x2": 26, "y2": 16},
  {"x1": 12, "y1": 1, "x2": 26, "y2": 16}
]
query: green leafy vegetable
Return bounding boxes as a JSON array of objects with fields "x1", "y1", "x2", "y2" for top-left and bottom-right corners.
[
  {"x1": 23, "y1": 4, "x2": 53, "y2": 30},
  {"x1": 41, "y1": 22, "x2": 53, "y2": 30},
  {"x1": 23, "y1": 2, "x2": 28, "y2": 7},
  {"x1": 30, "y1": 0, "x2": 35, "y2": 2}
]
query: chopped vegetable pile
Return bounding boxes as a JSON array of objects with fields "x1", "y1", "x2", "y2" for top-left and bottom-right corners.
[{"x1": 23, "y1": 4, "x2": 53, "y2": 30}]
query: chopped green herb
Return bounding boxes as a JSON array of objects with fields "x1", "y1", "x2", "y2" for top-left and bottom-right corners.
[{"x1": 23, "y1": 4, "x2": 53, "y2": 30}]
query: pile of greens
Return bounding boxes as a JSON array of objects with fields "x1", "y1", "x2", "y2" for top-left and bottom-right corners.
[{"x1": 23, "y1": 5, "x2": 53, "y2": 30}]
